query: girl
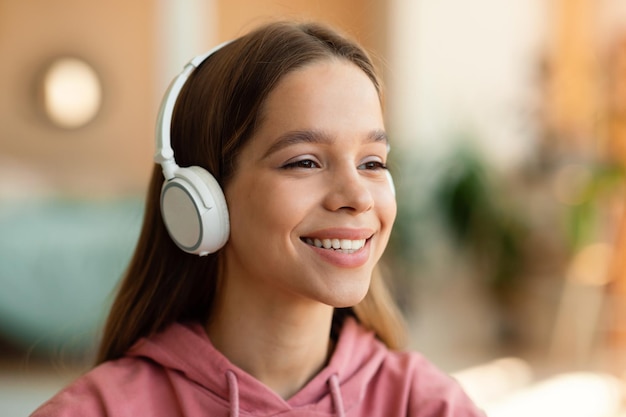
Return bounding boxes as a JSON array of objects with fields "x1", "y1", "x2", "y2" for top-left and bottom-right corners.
[{"x1": 32, "y1": 21, "x2": 484, "y2": 416}]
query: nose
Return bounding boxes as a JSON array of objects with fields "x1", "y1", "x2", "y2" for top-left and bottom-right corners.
[{"x1": 323, "y1": 167, "x2": 374, "y2": 214}]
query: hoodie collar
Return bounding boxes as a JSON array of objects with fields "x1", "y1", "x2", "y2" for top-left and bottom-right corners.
[{"x1": 127, "y1": 317, "x2": 387, "y2": 415}]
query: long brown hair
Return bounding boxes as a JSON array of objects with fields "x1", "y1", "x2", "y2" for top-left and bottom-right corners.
[{"x1": 97, "y1": 21, "x2": 406, "y2": 364}]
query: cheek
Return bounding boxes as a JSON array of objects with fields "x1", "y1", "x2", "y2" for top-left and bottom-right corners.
[
  {"x1": 388, "y1": 198, "x2": 398, "y2": 225},
  {"x1": 376, "y1": 186, "x2": 397, "y2": 228},
  {"x1": 227, "y1": 175, "x2": 313, "y2": 238},
  {"x1": 374, "y1": 193, "x2": 396, "y2": 257}
]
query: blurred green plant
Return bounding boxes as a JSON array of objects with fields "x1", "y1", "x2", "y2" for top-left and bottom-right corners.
[
  {"x1": 386, "y1": 139, "x2": 529, "y2": 309},
  {"x1": 435, "y1": 146, "x2": 528, "y2": 296},
  {"x1": 565, "y1": 163, "x2": 625, "y2": 251}
]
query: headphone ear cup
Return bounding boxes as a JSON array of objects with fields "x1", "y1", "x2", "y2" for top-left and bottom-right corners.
[{"x1": 160, "y1": 166, "x2": 230, "y2": 255}]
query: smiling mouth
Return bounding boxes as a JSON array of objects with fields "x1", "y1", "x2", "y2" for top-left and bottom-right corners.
[{"x1": 301, "y1": 237, "x2": 368, "y2": 251}]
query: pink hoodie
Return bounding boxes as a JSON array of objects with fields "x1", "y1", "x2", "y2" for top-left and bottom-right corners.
[{"x1": 31, "y1": 318, "x2": 484, "y2": 416}]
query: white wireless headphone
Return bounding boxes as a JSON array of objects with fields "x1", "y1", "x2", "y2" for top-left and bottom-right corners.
[{"x1": 154, "y1": 41, "x2": 232, "y2": 256}]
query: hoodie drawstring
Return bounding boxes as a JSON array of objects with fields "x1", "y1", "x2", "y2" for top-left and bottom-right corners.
[
  {"x1": 226, "y1": 370, "x2": 345, "y2": 417},
  {"x1": 226, "y1": 370, "x2": 240, "y2": 417},
  {"x1": 328, "y1": 374, "x2": 346, "y2": 417}
]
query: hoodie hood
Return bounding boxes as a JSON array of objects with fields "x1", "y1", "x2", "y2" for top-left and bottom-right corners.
[{"x1": 127, "y1": 317, "x2": 387, "y2": 416}]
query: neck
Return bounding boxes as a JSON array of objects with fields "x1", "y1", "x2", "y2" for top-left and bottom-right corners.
[{"x1": 206, "y1": 275, "x2": 335, "y2": 399}]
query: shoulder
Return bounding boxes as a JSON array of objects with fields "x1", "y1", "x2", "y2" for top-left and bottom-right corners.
[
  {"x1": 337, "y1": 320, "x2": 484, "y2": 416},
  {"x1": 377, "y1": 350, "x2": 486, "y2": 416},
  {"x1": 30, "y1": 356, "x2": 172, "y2": 417}
]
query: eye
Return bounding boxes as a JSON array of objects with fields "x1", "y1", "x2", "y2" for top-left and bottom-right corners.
[
  {"x1": 282, "y1": 158, "x2": 320, "y2": 169},
  {"x1": 358, "y1": 160, "x2": 388, "y2": 170}
]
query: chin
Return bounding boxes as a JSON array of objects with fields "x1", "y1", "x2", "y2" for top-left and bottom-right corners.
[{"x1": 323, "y1": 281, "x2": 371, "y2": 309}]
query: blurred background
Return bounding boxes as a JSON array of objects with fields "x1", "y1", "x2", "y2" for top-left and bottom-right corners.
[{"x1": 1, "y1": 0, "x2": 626, "y2": 415}]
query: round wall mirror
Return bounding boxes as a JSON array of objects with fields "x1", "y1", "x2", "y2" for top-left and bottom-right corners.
[{"x1": 41, "y1": 57, "x2": 102, "y2": 129}]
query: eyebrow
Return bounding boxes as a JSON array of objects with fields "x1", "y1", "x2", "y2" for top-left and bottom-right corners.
[{"x1": 263, "y1": 129, "x2": 388, "y2": 159}]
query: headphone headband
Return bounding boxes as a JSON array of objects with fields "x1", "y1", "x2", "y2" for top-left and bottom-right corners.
[{"x1": 154, "y1": 40, "x2": 233, "y2": 180}]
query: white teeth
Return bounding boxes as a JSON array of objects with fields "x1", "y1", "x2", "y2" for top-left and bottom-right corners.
[
  {"x1": 304, "y1": 237, "x2": 367, "y2": 251},
  {"x1": 351, "y1": 239, "x2": 366, "y2": 250}
]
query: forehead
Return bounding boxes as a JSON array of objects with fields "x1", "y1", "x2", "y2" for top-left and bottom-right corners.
[
  {"x1": 253, "y1": 59, "x2": 384, "y2": 145},
  {"x1": 267, "y1": 58, "x2": 379, "y2": 106}
]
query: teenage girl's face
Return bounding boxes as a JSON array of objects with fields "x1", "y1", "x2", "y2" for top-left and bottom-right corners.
[{"x1": 222, "y1": 59, "x2": 396, "y2": 308}]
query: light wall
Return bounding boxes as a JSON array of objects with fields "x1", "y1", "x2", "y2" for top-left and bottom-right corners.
[
  {"x1": 386, "y1": 0, "x2": 547, "y2": 170},
  {"x1": 215, "y1": 0, "x2": 387, "y2": 55},
  {"x1": 0, "y1": 0, "x2": 156, "y2": 197}
]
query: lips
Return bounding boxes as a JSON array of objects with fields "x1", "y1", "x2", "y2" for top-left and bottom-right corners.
[{"x1": 300, "y1": 231, "x2": 372, "y2": 268}]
